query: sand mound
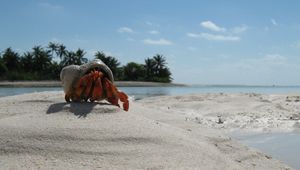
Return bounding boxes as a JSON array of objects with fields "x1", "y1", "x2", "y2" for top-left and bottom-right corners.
[{"x1": 0, "y1": 92, "x2": 290, "y2": 169}]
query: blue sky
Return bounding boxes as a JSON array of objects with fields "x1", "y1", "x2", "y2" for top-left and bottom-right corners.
[{"x1": 1, "y1": 0, "x2": 300, "y2": 85}]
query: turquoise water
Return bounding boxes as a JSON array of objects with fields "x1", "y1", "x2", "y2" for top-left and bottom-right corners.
[
  {"x1": 0, "y1": 87, "x2": 62, "y2": 97},
  {"x1": 120, "y1": 86, "x2": 300, "y2": 99},
  {"x1": 1, "y1": 85, "x2": 300, "y2": 98}
]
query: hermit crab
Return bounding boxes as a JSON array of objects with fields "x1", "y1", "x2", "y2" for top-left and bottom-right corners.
[{"x1": 60, "y1": 59, "x2": 129, "y2": 111}]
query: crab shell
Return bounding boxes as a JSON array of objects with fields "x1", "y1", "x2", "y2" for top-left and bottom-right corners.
[{"x1": 60, "y1": 59, "x2": 114, "y2": 96}]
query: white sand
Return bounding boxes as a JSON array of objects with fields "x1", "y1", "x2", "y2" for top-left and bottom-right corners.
[
  {"x1": 139, "y1": 93, "x2": 300, "y2": 133},
  {"x1": 0, "y1": 92, "x2": 293, "y2": 169}
]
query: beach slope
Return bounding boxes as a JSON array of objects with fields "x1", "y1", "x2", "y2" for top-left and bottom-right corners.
[{"x1": 0, "y1": 92, "x2": 290, "y2": 169}]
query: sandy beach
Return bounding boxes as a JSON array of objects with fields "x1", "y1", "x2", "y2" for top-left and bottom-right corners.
[
  {"x1": 0, "y1": 91, "x2": 295, "y2": 169},
  {"x1": 139, "y1": 93, "x2": 300, "y2": 133},
  {"x1": 2, "y1": 0, "x2": 298, "y2": 169}
]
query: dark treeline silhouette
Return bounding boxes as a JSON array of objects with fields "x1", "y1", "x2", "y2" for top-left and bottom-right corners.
[{"x1": 0, "y1": 42, "x2": 172, "y2": 82}]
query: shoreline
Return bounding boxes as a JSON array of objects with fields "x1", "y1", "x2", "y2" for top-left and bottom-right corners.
[{"x1": 0, "y1": 80, "x2": 186, "y2": 87}]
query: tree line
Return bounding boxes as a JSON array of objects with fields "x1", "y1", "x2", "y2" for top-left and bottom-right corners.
[{"x1": 0, "y1": 42, "x2": 172, "y2": 82}]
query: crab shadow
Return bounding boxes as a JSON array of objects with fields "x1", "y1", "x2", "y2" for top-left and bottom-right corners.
[{"x1": 46, "y1": 102, "x2": 115, "y2": 118}]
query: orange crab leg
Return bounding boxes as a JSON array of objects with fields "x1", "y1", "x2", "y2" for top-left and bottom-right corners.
[
  {"x1": 72, "y1": 70, "x2": 103, "y2": 102},
  {"x1": 73, "y1": 73, "x2": 92, "y2": 101},
  {"x1": 88, "y1": 71, "x2": 104, "y2": 102},
  {"x1": 103, "y1": 78, "x2": 119, "y2": 106},
  {"x1": 69, "y1": 70, "x2": 129, "y2": 111},
  {"x1": 118, "y1": 91, "x2": 129, "y2": 111},
  {"x1": 90, "y1": 77, "x2": 104, "y2": 102},
  {"x1": 103, "y1": 77, "x2": 129, "y2": 111}
]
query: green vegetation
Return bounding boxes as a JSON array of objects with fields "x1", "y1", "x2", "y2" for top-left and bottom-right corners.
[{"x1": 0, "y1": 42, "x2": 172, "y2": 82}]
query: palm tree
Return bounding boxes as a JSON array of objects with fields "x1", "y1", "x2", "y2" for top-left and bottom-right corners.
[
  {"x1": 57, "y1": 44, "x2": 67, "y2": 60},
  {"x1": 144, "y1": 58, "x2": 155, "y2": 81},
  {"x1": 95, "y1": 51, "x2": 120, "y2": 77},
  {"x1": 123, "y1": 62, "x2": 145, "y2": 81},
  {"x1": 156, "y1": 68, "x2": 172, "y2": 83},
  {"x1": 61, "y1": 51, "x2": 75, "y2": 66},
  {"x1": 153, "y1": 54, "x2": 167, "y2": 73},
  {"x1": 94, "y1": 51, "x2": 106, "y2": 61},
  {"x1": 145, "y1": 54, "x2": 172, "y2": 82},
  {"x1": 2, "y1": 48, "x2": 20, "y2": 71},
  {"x1": 20, "y1": 52, "x2": 34, "y2": 72},
  {"x1": 74, "y1": 48, "x2": 87, "y2": 65},
  {"x1": 0, "y1": 59, "x2": 8, "y2": 77},
  {"x1": 48, "y1": 42, "x2": 59, "y2": 58},
  {"x1": 60, "y1": 48, "x2": 87, "y2": 67},
  {"x1": 32, "y1": 46, "x2": 52, "y2": 72}
]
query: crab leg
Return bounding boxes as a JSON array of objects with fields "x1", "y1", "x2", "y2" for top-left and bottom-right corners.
[
  {"x1": 103, "y1": 77, "x2": 129, "y2": 111},
  {"x1": 65, "y1": 69, "x2": 129, "y2": 111},
  {"x1": 118, "y1": 91, "x2": 129, "y2": 111},
  {"x1": 73, "y1": 73, "x2": 93, "y2": 102},
  {"x1": 65, "y1": 91, "x2": 72, "y2": 102},
  {"x1": 103, "y1": 78, "x2": 119, "y2": 106},
  {"x1": 90, "y1": 77, "x2": 104, "y2": 102}
]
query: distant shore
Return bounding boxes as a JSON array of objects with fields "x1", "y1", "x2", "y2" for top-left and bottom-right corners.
[{"x1": 0, "y1": 80, "x2": 186, "y2": 87}]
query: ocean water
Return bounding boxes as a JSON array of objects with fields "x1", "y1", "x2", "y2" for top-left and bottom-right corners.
[
  {"x1": 231, "y1": 132, "x2": 300, "y2": 169},
  {"x1": 1, "y1": 85, "x2": 300, "y2": 168},
  {"x1": 0, "y1": 87, "x2": 62, "y2": 98},
  {"x1": 1, "y1": 85, "x2": 300, "y2": 98},
  {"x1": 120, "y1": 85, "x2": 300, "y2": 100}
]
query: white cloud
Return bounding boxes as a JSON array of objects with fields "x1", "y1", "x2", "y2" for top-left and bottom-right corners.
[
  {"x1": 149, "y1": 30, "x2": 160, "y2": 34},
  {"x1": 271, "y1": 18, "x2": 278, "y2": 26},
  {"x1": 293, "y1": 41, "x2": 300, "y2": 48},
  {"x1": 38, "y1": 2, "x2": 63, "y2": 10},
  {"x1": 264, "y1": 26, "x2": 270, "y2": 31},
  {"x1": 187, "y1": 46, "x2": 197, "y2": 51},
  {"x1": 145, "y1": 21, "x2": 160, "y2": 27},
  {"x1": 187, "y1": 32, "x2": 240, "y2": 41},
  {"x1": 232, "y1": 25, "x2": 248, "y2": 34},
  {"x1": 263, "y1": 54, "x2": 286, "y2": 65},
  {"x1": 201, "y1": 21, "x2": 248, "y2": 34},
  {"x1": 198, "y1": 53, "x2": 300, "y2": 85},
  {"x1": 232, "y1": 54, "x2": 287, "y2": 70},
  {"x1": 146, "y1": 21, "x2": 153, "y2": 26},
  {"x1": 118, "y1": 27, "x2": 134, "y2": 33},
  {"x1": 200, "y1": 21, "x2": 226, "y2": 32},
  {"x1": 201, "y1": 33, "x2": 240, "y2": 41},
  {"x1": 126, "y1": 37, "x2": 135, "y2": 41},
  {"x1": 143, "y1": 38, "x2": 173, "y2": 45},
  {"x1": 193, "y1": 21, "x2": 247, "y2": 41},
  {"x1": 187, "y1": 33, "x2": 201, "y2": 38}
]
